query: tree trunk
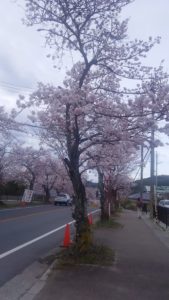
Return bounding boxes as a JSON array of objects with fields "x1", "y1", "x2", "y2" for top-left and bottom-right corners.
[
  {"x1": 71, "y1": 170, "x2": 88, "y2": 235},
  {"x1": 67, "y1": 160, "x2": 91, "y2": 251},
  {"x1": 110, "y1": 189, "x2": 117, "y2": 214},
  {"x1": 97, "y1": 169, "x2": 109, "y2": 221},
  {"x1": 64, "y1": 104, "x2": 91, "y2": 250},
  {"x1": 42, "y1": 185, "x2": 51, "y2": 203},
  {"x1": 29, "y1": 175, "x2": 35, "y2": 190}
]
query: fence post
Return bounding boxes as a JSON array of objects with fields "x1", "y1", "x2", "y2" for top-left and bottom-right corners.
[
  {"x1": 167, "y1": 209, "x2": 169, "y2": 229},
  {"x1": 165, "y1": 209, "x2": 167, "y2": 229}
]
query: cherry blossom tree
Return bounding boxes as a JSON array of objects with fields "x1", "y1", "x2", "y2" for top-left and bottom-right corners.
[
  {"x1": 0, "y1": 138, "x2": 12, "y2": 204},
  {"x1": 8, "y1": 146, "x2": 44, "y2": 190},
  {"x1": 15, "y1": 63, "x2": 169, "y2": 243},
  {"x1": 23, "y1": 0, "x2": 159, "y2": 92},
  {"x1": 6, "y1": 144, "x2": 72, "y2": 202},
  {"x1": 0, "y1": 104, "x2": 22, "y2": 202},
  {"x1": 138, "y1": 67, "x2": 169, "y2": 215},
  {"x1": 0, "y1": 106, "x2": 12, "y2": 134},
  {"x1": 0, "y1": 131, "x2": 21, "y2": 204},
  {"x1": 17, "y1": 81, "x2": 102, "y2": 242},
  {"x1": 85, "y1": 141, "x2": 138, "y2": 219},
  {"x1": 16, "y1": 67, "x2": 149, "y2": 242},
  {"x1": 34, "y1": 153, "x2": 73, "y2": 202},
  {"x1": 18, "y1": 0, "x2": 169, "y2": 244}
]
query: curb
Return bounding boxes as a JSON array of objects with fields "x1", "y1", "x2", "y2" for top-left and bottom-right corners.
[
  {"x1": 142, "y1": 214, "x2": 169, "y2": 251},
  {"x1": 21, "y1": 210, "x2": 101, "y2": 299},
  {"x1": 20, "y1": 260, "x2": 57, "y2": 300},
  {"x1": 0, "y1": 261, "x2": 48, "y2": 300},
  {"x1": 0, "y1": 210, "x2": 101, "y2": 300}
]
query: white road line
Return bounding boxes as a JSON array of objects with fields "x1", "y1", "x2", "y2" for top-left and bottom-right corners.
[
  {"x1": 0, "y1": 220, "x2": 75, "y2": 260},
  {"x1": 0, "y1": 209, "x2": 100, "y2": 260},
  {"x1": 0, "y1": 205, "x2": 51, "y2": 213}
]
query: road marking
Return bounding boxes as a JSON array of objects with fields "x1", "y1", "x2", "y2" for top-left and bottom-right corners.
[
  {"x1": 0, "y1": 205, "x2": 51, "y2": 213},
  {"x1": 0, "y1": 209, "x2": 100, "y2": 260},
  {"x1": 0, "y1": 220, "x2": 74, "y2": 260},
  {"x1": 0, "y1": 208, "x2": 65, "y2": 223}
]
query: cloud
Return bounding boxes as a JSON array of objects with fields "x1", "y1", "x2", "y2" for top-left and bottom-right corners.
[
  {"x1": 122, "y1": 0, "x2": 169, "y2": 69},
  {"x1": 0, "y1": 49, "x2": 35, "y2": 90},
  {"x1": 0, "y1": 0, "x2": 71, "y2": 98},
  {"x1": 1, "y1": 0, "x2": 169, "y2": 176}
]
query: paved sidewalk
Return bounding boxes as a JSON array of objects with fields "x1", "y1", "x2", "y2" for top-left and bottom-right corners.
[{"x1": 34, "y1": 210, "x2": 169, "y2": 300}]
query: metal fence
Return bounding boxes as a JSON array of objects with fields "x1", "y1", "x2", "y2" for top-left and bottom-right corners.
[
  {"x1": 0, "y1": 194, "x2": 45, "y2": 203},
  {"x1": 0, "y1": 195, "x2": 22, "y2": 201},
  {"x1": 154, "y1": 206, "x2": 169, "y2": 228}
]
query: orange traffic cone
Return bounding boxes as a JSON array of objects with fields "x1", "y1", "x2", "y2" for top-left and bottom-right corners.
[
  {"x1": 62, "y1": 224, "x2": 71, "y2": 247},
  {"x1": 88, "y1": 213, "x2": 93, "y2": 225}
]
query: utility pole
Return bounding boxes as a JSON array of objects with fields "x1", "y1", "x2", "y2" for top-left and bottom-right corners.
[
  {"x1": 149, "y1": 79, "x2": 156, "y2": 219},
  {"x1": 155, "y1": 151, "x2": 158, "y2": 207},
  {"x1": 150, "y1": 120, "x2": 155, "y2": 219},
  {"x1": 140, "y1": 145, "x2": 144, "y2": 201}
]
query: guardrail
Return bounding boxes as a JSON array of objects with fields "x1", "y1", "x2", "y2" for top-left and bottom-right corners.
[{"x1": 154, "y1": 206, "x2": 169, "y2": 228}]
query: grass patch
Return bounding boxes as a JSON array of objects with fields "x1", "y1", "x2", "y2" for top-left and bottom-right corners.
[
  {"x1": 57, "y1": 243, "x2": 115, "y2": 267},
  {"x1": 94, "y1": 217, "x2": 123, "y2": 229},
  {"x1": 115, "y1": 207, "x2": 123, "y2": 214},
  {"x1": 121, "y1": 200, "x2": 136, "y2": 211}
]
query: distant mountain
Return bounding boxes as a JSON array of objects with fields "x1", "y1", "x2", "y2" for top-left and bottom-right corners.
[
  {"x1": 85, "y1": 181, "x2": 98, "y2": 188},
  {"x1": 130, "y1": 175, "x2": 169, "y2": 194},
  {"x1": 135, "y1": 175, "x2": 169, "y2": 187}
]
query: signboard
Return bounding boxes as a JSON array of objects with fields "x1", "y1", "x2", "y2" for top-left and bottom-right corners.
[{"x1": 22, "y1": 189, "x2": 34, "y2": 203}]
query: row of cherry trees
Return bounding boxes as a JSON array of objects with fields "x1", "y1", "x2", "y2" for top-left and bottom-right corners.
[
  {"x1": 15, "y1": 66, "x2": 169, "y2": 242},
  {"x1": 1, "y1": 0, "x2": 169, "y2": 246},
  {"x1": 0, "y1": 139, "x2": 73, "y2": 202}
]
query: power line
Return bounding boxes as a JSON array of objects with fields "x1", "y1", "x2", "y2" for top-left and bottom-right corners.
[
  {"x1": 0, "y1": 80, "x2": 35, "y2": 90},
  {"x1": 0, "y1": 80, "x2": 35, "y2": 94},
  {"x1": 133, "y1": 147, "x2": 150, "y2": 181}
]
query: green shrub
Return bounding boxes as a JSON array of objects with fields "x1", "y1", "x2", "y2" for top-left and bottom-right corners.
[
  {"x1": 121, "y1": 200, "x2": 136, "y2": 211},
  {"x1": 94, "y1": 218, "x2": 123, "y2": 229}
]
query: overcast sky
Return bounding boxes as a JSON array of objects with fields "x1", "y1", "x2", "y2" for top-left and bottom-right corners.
[{"x1": 0, "y1": 0, "x2": 169, "y2": 179}]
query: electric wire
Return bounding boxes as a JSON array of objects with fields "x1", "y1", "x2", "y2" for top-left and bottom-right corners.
[
  {"x1": 133, "y1": 147, "x2": 150, "y2": 182},
  {"x1": 0, "y1": 80, "x2": 35, "y2": 94}
]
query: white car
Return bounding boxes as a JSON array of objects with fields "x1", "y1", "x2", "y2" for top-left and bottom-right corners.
[
  {"x1": 158, "y1": 199, "x2": 169, "y2": 208},
  {"x1": 54, "y1": 193, "x2": 72, "y2": 206}
]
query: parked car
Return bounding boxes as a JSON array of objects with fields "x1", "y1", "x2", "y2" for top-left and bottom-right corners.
[
  {"x1": 158, "y1": 199, "x2": 169, "y2": 208},
  {"x1": 54, "y1": 193, "x2": 72, "y2": 206}
]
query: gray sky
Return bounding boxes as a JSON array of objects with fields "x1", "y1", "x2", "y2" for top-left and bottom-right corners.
[{"x1": 0, "y1": 0, "x2": 169, "y2": 179}]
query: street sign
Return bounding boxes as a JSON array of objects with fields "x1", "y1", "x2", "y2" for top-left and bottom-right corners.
[{"x1": 22, "y1": 189, "x2": 34, "y2": 203}]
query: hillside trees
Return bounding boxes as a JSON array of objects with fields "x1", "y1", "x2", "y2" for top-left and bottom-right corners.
[{"x1": 0, "y1": 181, "x2": 26, "y2": 198}]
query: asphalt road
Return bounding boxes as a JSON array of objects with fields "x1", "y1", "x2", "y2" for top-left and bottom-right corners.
[{"x1": 0, "y1": 205, "x2": 75, "y2": 287}]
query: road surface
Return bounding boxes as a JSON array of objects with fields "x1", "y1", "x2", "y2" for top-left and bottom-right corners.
[{"x1": 0, "y1": 205, "x2": 74, "y2": 287}]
